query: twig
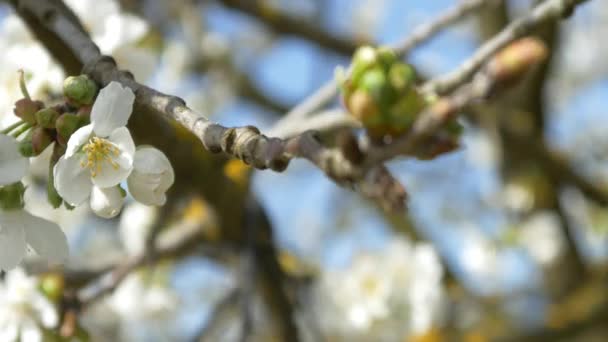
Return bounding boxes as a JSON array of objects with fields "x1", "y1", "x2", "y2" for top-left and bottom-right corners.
[
  {"x1": 77, "y1": 227, "x2": 222, "y2": 307},
  {"x1": 196, "y1": 289, "x2": 241, "y2": 342},
  {"x1": 268, "y1": 109, "x2": 359, "y2": 139},
  {"x1": 217, "y1": 0, "x2": 363, "y2": 55},
  {"x1": 422, "y1": 0, "x2": 591, "y2": 95},
  {"x1": 390, "y1": 0, "x2": 498, "y2": 56}
]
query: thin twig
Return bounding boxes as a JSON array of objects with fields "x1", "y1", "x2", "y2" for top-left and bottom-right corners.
[
  {"x1": 422, "y1": 0, "x2": 591, "y2": 95},
  {"x1": 268, "y1": 109, "x2": 359, "y2": 139}
]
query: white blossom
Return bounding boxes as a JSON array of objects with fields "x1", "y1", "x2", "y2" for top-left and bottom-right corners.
[
  {"x1": 0, "y1": 268, "x2": 59, "y2": 342},
  {"x1": 518, "y1": 211, "x2": 565, "y2": 266},
  {"x1": 0, "y1": 137, "x2": 68, "y2": 270},
  {"x1": 107, "y1": 273, "x2": 179, "y2": 341},
  {"x1": 0, "y1": 209, "x2": 69, "y2": 271},
  {"x1": 0, "y1": 135, "x2": 28, "y2": 186},
  {"x1": 54, "y1": 82, "x2": 135, "y2": 213},
  {"x1": 316, "y1": 238, "x2": 445, "y2": 339},
  {"x1": 119, "y1": 202, "x2": 158, "y2": 256},
  {"x1": 90, "y1": 185, "x2": 125, "y2": 219},
  {"x1": 127, "y1": 146, "x2": 174, "y2": 206}
]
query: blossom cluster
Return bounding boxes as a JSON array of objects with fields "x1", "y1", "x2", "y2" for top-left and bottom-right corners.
[
  {"x1": 314, "y1": 238, "x2": 446, "y2": 340},
  {"x1": 0, "y1": 75, "x2": 174, "y2": 272}
]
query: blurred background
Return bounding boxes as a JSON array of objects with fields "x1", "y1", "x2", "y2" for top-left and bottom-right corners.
[{"x1": 1, "y1": 0, "x2": 608, "y2": 341}]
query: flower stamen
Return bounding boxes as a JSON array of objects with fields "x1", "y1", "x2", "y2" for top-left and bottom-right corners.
[{"x1": 80, "y1": 137, "x2": 121, "y2": 177}]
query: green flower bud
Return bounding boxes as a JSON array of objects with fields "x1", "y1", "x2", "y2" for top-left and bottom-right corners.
[
  {"x1": 359, "y1": 67, "x2": 386, "y2": 92},
  {"x1": 347, "y1": 90, "x2": 381, "y2": 126},
  {"x1": 351, "y1": 46, "x2": 378, "y2": 84},
  {"x1": 56, "y1": 113, "x2": 80, "y2": 140},
  {"x1": 31, "y1": 127, "x2": 53, "y2": 155},
  {"x1": 13, "y1": 98, "x2": 43, "y2": 125},
  {"x1": 376, "y1": 46, "x2": 397, "y2": 69},
  {"x1": 77, "y1": 105, "x2": 92, "y2": 126},
  {"x1": 389, "y1": 63, "x2": 416, "y2": 91},
  {"x1": 19, "y1": 131, "x2": 35, "y2": 157},
  {"x1": 39, "y1": 273, "x2": 64, "y2": 302},
  {"x1": 35, "y1": 108, "x2": 59, "y2": 128},
  {"x1": 63, "y1": 75, "x2": 98, "y2": 105},
  {"x1": 0, "y1": 182, "x2": 26, "y2": 210}
]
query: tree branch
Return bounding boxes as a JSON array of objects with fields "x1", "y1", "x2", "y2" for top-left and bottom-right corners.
[
  {"x1": 422, "y1": 0, "x2": 591, "y2": 95},
  {"x1": 217, "y1": 0, "x2": 363, "y2": 56},
  {"x1": 11, "y1": 0, "x2": 408, "y2": 212}
]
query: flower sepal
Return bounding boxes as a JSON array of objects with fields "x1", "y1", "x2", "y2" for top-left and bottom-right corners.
[{"x1": 0, "y1": 182, "x2": 26, "y2": 210}]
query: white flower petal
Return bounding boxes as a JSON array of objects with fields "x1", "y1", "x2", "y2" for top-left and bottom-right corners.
[
  {"x1": 108, "y1": 126, "x2": 135, "y2": 159},
  {"x1": 0, "y1": 316, "x2": 18, "y2": 342},
  {"x1": 53, "y1": 155, "x2": 93, "y2": 205},
  {"x1": 90, "y1": 186, "x2": 125, "y2": 219},
  {"x1": 127, "y1": 147, "x2": 174, "y2": 206},
  {"x1": 98, "y1": 13, "x2": 148, "y2": 52},
  {"x1": 65, "y1": 124, "x2": 93, "y2": 157},
  {"x1": 20, "y1": 318, "x2": 42, "y2": 342},
  {"x1": 0, "y1": 210, "x2": 27, "y2": 270},
  {"x1": 91, "y1": 81, "x2": 135, "y2": 137},
  {"x1": 31, "y1": 292, "x2": 59, "y2": 328},
  {"x1": 0, "y1": 134, "x2": 28, "y2": 185},
  {"x1": 21, "y1": 211, "x2": 68, "y2": 264}
]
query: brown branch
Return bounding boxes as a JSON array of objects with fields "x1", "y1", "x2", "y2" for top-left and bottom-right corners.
[
  {"x1": 11, "y1": 0, "x2": 407, "y2": 212},
  {"x1": 422, "y1": 0, "x2": 591, "y2": 95},
  {"x1": 217, "y1": 0, "x2": 364, "y2": 56},
  {"x1": 76, "y1": 227, "x2": 226, "y2": 308}
]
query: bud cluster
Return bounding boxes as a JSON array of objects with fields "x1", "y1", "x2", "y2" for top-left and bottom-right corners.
[
  {"x1": 338, "y1": 46, "x2": 463, "y2": 159},
  {"x1": 12, "y1": 75, "x2": 98, "y2": 158},
  {"x1": 338, "y1": 46, "x2": 426, "y2": 140},
  {"x1": 7, "y1": 74, "x2": 99, "y2": 209}
]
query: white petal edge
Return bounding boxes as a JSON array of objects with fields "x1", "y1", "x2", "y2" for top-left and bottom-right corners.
[
  {"x1": 128, "y1": 147, "x2": 174, "y2": 206},
  {"x1": 0, "y1": 134, "x2": 28, "y2": 185},
  {"x1": 53, "y1": 155, "x2": 93, "y2": 205},
  {"x1": 21, "y1": 210, "x2": 69, "y2": 264},
  {"x1": 0, "y1": 210, "x2": 27, "y2": 270},
  {"x1": 90, "y1": 186, "x2": 124, "y2": 218},
  {"x1": 65, "y1": 124, "x2": 93, "y2": 157},
  {"x1": 91, "y1": 81, "x2": 135, "y2": 137},
  {"x1": 128, "y1": 172, "x2": 166, "y2": 206}
]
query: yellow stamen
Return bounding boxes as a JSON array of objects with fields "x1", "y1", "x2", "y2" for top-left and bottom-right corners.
[{"x1": 80, "y1": 137, "x2": 121, "y2": 177}]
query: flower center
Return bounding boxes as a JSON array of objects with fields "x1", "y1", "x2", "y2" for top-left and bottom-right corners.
[{"x1": 81, "y1": 137, "x2": 120, "y2": 177}]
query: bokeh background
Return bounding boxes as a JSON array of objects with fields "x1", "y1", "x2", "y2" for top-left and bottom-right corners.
[{"x1": 1, "y1": 0, "x2": 608, "y2": 341}]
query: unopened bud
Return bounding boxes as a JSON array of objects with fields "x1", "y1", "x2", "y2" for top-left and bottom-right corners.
[
  {"x1": 32, "y1": 127, "x2": 53, "y2": 155},
  {"x1": 39, "y1": 273, "x2": 64, "y2": 302},
  {"x1": 77, "y1": 105, "x2": 92, "y2": 125},
  {"x1": 63, "y1": 75, "x2": 98, "y2": 105},
  {"x1": 35, "y1": 108, "x2": 59, "y2": 128},
  {"x1": 359, "y1": 67, "x2": 388, "y2": 101},
  {"x1": 389, "y1": 63, "x2": 416, "y2": 91},
  {"x1": 351, "y1": 46, "x2": 378, "y2": 83},
  {"x1": 18, "y1": 132, "x2": 34, "y2": 157},
  {"x1": 486, "y1": 37, "x2": 548, "y2": 83},
  {"x1": 0, "y1": 182, "x2": 26, "y2": 210},
  {"x1": 376, "y1": 46, "x2": 397, "y2": 68},
  {"x1": 347, "y1": 90, "x2": 380, "y2": 126},
  {"x1": 13, "y1": 98, "x2": 43, "y2": 124},
  {"x1": 56, "y1": 113, "x2": 80, "y2": 140}
]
